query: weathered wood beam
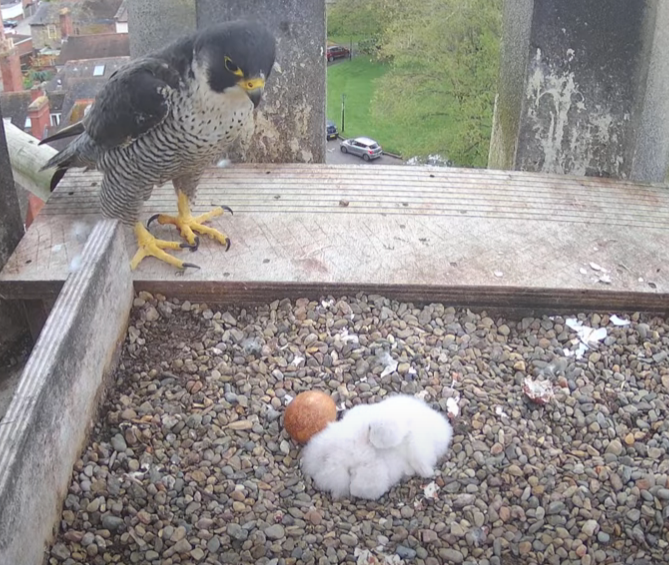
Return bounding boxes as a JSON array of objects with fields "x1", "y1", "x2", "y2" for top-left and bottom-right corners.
[{"x1": 1, "y1": 164, "x2": 667, "y2": 313}]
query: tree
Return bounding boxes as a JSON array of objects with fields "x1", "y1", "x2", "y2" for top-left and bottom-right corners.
[
  {"x1": 327, "y1": 0, "x2": 384, "y2": 40},
  {"x1": 371, "y1": 0, "x2": 502, "y2": 167}
]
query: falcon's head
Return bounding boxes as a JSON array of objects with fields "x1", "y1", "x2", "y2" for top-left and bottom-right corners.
[{"x1": 194, "y1": 20, "x2": 276, "y2": 108}]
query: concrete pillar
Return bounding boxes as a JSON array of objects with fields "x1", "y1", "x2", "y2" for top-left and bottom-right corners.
[
  {"x1": 127, "y1": 0, "x2": 197, "y2": 59},
  {"x1": 196, "y1": 0, "x2": 326, "y2": 163},
  {"x1": 0, "y1": 105, "x2": 29, "y2": 350},
  {"x1": 127, "y1": 0, "x2": 326, "y2": 164},
  {"x1": 489, "y1": 0, "x2": 669, "y2": 183},
  {"x1": 0, "y1": 112, "x2": 23, "y2": 280}
]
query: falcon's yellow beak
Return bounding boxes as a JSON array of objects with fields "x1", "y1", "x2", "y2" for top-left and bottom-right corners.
[{"x1": 238, "y1": 76, "x2": 265, "y2": 108}]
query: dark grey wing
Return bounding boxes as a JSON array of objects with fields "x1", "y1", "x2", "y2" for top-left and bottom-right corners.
[{"x1": 83, "y1": 57, "x2": 184, "y2": 150}]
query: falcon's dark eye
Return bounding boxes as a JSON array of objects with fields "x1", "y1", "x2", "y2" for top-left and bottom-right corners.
[{"x1": 224, "y1": 56, "x2": 243, "y2": 77}]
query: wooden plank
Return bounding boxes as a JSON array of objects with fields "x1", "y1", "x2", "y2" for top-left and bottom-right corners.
[
  {"x1": 0, "y1": 164, "x2": 667, "y2": 311},
  {"x1": 0, "y1": 219, "x2": 133, "y2": 565}
]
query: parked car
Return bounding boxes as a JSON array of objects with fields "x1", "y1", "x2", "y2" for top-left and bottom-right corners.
[
  {"x1": 340, "y1": 137, "x2": 383, "y2": 161},
  {"x1": 326, "y1": 120, "x2": 338, "y2": 140},
  {"x1": 326, "y1": 45, "x2": 350, "y2": 62},
  {"x1": 3, "y1": 20, "x2": 19, "y2": 29}
]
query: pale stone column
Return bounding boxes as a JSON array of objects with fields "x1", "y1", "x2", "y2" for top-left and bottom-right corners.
[{"x1": 489, "y1": 0, "x2": 669, "y2": 183}]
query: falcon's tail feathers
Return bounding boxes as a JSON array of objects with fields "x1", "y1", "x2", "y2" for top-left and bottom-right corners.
[
  {"x1": 43, "y1": 148, "x2": 77, "y2": 191},
  {"x1": 38, "y1": 121, "x2": 85, "y2": 146},
  {"x1": 41, "y1": 137, "x2": 91, "y2": 192}
]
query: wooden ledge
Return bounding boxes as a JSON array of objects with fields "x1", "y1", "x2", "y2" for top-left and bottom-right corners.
[{"x1": 1, "y1": 164, "x2": 667, "y2": 312}]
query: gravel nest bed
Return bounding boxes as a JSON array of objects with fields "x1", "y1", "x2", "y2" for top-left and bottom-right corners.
[{"x1": 48, "y1": 293, "x2": 669, "y2": 565}]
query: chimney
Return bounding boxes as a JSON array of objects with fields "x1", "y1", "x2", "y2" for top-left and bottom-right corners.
[
  {"x1": 30, "y1": 85, "x2": 44, "y2": 101},
  {"x1": 59, "y1": 8, "x2": 74, "y2": 39},
  {"x1": 0, "y1": 29, "x2": 24, "y2": 93},
  {"x1": 27, "y1": 95, "x2": 51, "y2": 141}
]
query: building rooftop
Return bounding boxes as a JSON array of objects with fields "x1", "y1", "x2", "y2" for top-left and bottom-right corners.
[
  {"x1": 0, "y1": 90, "x2": 33, "y2": 130},
  {"x1": 31, "y1": 0, "x2": 124, "y2": 26},
  {"x1": 114, "y1": 0, "x2": 127, "y2": 23},
  {"x1": 45, "y1": 55, "x2": 129, "y2": 133},
  {"x1": 56, "y1": 33, "x2": 129, "y2": 65}
]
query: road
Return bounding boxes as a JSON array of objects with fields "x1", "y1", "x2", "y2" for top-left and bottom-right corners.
[
  {"x1": 2, "y1": 1, "x2": 35, "y2": 36},
  {"x1": 325, "y1": 138, "x2": 404, "y2": 165}
]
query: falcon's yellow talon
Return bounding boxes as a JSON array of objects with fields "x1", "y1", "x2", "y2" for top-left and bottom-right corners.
[
  {"x1": 130, "y1": 222, "x2": 190, "y2": 270},
  {"x1": 188, "y1": 222, "x2": 229, "y2": 245},
  {"x1": 193, "y1": 207, "x2": 225, "y2": 224},
  {"x1": 150, "y1": 192, "x2": 231, "y2": 249}
]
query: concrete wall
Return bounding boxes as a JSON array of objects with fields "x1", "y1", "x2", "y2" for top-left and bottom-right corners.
[
  {"x1": 489, "y1": 0, "x2": 669, "y2": 183},
  {"x1": 0, "y1": 220, "x2": 132, "y2": 565},
  {"x1": 127, "y1": 0, "x2": 326, "y2": 164}
]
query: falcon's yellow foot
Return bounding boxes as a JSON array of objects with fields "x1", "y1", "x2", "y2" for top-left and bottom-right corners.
[
  {"x1": 129, "y1": 222, "x2": 200, "y2": 271},
  {"x1": 146, "y1": 192, "x2": 232, "y2": 251}
]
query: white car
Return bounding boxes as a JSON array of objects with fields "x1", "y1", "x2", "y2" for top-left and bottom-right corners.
[{"x1": 340, "y1": 137, "x2": 382, "y2": 161}]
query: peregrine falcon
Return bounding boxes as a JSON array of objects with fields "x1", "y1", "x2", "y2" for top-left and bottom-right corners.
[{"x1": 40, "y1": 20, "x2": 276, "y2": 270}]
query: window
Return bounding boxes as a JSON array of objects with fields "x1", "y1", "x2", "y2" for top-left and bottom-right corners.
[
  {"x1": 47, "y1": 24, "x2": 58, "y2": 39},
  {"x1": 93, "y1": 65, "x2": 105, "y2": 77},
  {"x1": 24, "y1": 116, "x2": 32, "y2": 129},
  {"x1": 50, "y1": 113, "x2": 61, "y2": 126}
]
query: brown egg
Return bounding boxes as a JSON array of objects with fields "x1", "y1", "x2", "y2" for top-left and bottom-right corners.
[{"x1": 284, "y1": 390, "x2": 337, "y2": 444}]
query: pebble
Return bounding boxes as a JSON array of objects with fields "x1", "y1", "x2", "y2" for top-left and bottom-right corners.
[
  {"x1": 45, "y1": 297, "x2": 669, "y2": 565},
  {"x1": 264, "y1": 524, "x2": 285, "y2": 540},
  {"x1": 451, "y1": 523, "x2": 466, "y2": 536},
  {"x1": 172, "y1": 539, "x2": 191, "y2": 553},
  {"x1": 110, "y1": 433, "x2": 126, "y2": 452},
  {"x1": 340, "y1": 533, "x2": 358, "y2": 546},
  {"x1": 171, "y1": 526, "x2": 186, "y2": 542},
  {"x1": 657, "y1": 488, "x2": 669, "y2": 500},
  {"x1": 51, "y1": 543, "x2": 70, "y2": 561},
  {"x1": 396, "y1": 545, "x2": 416, "y2": 559},
  {"x1": 100, "y1": 515, "x2": 123, "y2": 531},
  {"x1": 440, "y1": 548, "x2": 464, "y2": 563},
  {"x1": 207, "y1": 537, "x2": 220, "y2": 553},
  {"x1": 547, "y1": 501, "x2": 565, "y2": 514},
  {"x1": 582, "y1": 519, "x2": 599, "y2": 537},
  {"x1": 606, "y1": 439, "x2": 623, "y2": 456},
  {"x1": 227, "y1": 523, "x2": 248, "y2": 541},
  {"x1": 144, "y1": 306, "x2": 159, "y2": 322}
]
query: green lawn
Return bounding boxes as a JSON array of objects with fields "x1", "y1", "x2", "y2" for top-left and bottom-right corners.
[
  {"x1": 327, "y1": 57, "x2": 403, "y2": 153},
  {"x1": 327, "y1": 56, "x2": 455, "y2": 158}
]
